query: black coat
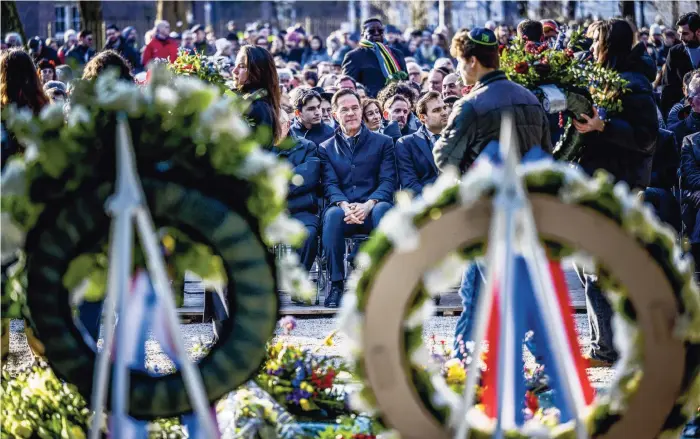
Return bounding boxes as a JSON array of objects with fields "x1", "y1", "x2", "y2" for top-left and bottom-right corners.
[
  {"x1": 318, "y1": 126, "x2": 397, "y2": 205},
  {"x1": 578, "y1": 46, "x2": 659, "y2": 189},
  {"x1": 105, "y1": 37, "x2": 142, "y2": 72},
  {"x1": 395, "y1": 128, "x2": 440, "y2": 194},
  {"x1": 649, "y1": 128, "x2": 679, "y2": 190},
  {"x1": 661, "y1": 43, "x2": 699, "y2": 117},
  {"x1": 433, "y1": 70, "x2": 551, "y2": 173},
  {"x1": 341, "y1": 46, "x2": 407, "y2": 97},
  {"x1": 246, "y1": 95, "x2": 276, "y2": 149},
  {"x1": 669, "y1": 112, "x2": 700, "y2": 149},
  {"x1": 290, "y1": 118, "x2": 335, "y2": 147},
  {"x1": 272, "y1": 137, "x2": 321, "y2": 221},
  {"x1": 680, "y1": 132, "x2": 700, "y2": 191}
]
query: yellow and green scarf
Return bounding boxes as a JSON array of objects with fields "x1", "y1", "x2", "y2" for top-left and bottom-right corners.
[{"x1": 359, "y1": 39, "x2": 402, "y2": 79}]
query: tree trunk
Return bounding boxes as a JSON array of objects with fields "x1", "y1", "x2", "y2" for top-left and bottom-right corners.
[
  {"x1": 443, "y1": 0, "x2": 453, "y2": 34},
  {"x1": 566, "y1": 1, "x2": 577, "y2": 20},
  {"x1": 671, "y1": 0, "x2": 679, "y2": 26},
  {"x1": 79, "y1": 1, "x2": 104, "y2": 50},
  {"x1": 157, "y1": 0, "x2": 189, "y2": 33},
  {"x1": 620, "y1": 1, "x2": 636, "y2": 23},
  {"x1": 410, "y1": 1, "x2": 427, "y2": 31},
  {"x1": 1, "y1": 1, "x2": 26, "y2": 44}
]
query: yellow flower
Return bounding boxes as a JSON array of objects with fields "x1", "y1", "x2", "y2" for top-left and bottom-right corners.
[
  {"x1": 299, "y1": 399, "x2": 311, "y2": 411},
  {"x1": 322, "y1": 330, "x2": 337, "y2": 347},
  {"x1": 300, "y1": 381, "x2": 314, "y2": 393},
  {"x1": 444, "y1": 358, "x2": 466, "y2": 385},
  {"x1": 162, "y1": 235, "x2": 175, "y2": 253}
]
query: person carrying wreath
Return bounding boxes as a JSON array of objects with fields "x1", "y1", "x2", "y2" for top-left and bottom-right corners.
[
  {"x1": 571, "y1": 19, "x2": 658, "y2": 367},
  {"x1": 432, "y1": 27, "x2": 551, "y2": 355}
]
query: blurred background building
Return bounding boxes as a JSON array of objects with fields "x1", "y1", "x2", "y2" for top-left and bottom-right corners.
[{"x1": 3, "y1": 0, "x2": 700, "y2": 46}]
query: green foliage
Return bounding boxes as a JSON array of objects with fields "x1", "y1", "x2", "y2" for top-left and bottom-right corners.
[{"x1": 500, "y1": 37, "x2": 629, "y2": 113}]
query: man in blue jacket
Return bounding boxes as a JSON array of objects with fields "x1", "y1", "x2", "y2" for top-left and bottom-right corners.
[
  {"x1": 274, "y1": 110, "x2": 322, "y2": 273},
  {"x1": 290, "y1": 89, "x2": 336, "y2": 147},
  {"x1": 395, "y1": 91, "x2": 448, "y2": 195},
  {"x1": 319, "y1": 89, "x2": 397, "y2": 307}
]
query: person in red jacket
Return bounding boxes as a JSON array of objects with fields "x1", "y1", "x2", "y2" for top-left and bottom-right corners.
[{"x1": 141, "y1": 20, "x2": 179, "y2": 68}]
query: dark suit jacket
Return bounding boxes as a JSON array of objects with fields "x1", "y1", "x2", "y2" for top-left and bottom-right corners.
[
  {"x1": 661, "y1": 44, "x2": 698, "y2": 117},
  {"x1": 272, "y1": 137, "x2": 321, "y2": 225},
  {"x1": 318, "y1": 127, "x2": 397, "y2": 205},
  {"x1": 341, "y1": 46, "x2": 407, "y2": 97},
  {"x1": 290, "y1": 119, "x2": 335, "y2": 147},
  {"x1": 395, "y1": 129, "x2": 439, "y2": 195}
]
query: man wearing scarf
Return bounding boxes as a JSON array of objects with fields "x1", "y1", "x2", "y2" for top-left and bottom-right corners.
[{"x1": 342, "y1": 18, "x2": 407, "y2": 97}]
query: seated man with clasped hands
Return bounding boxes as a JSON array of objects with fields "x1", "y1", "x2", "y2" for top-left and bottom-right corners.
[{"x1": 318, "y1": 88, "x2": 397, "y2": 308}]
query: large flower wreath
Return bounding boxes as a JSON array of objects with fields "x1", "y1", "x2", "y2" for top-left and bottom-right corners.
[
  {"x1": 500, "y1": 31, "x2": 629, "y2": 162},
  {"x1": 339, "y1": 160, "x2": 700, "y2": 438},
  {"x1": 0, "y1": 67, "x2": 313, "y2": 419}
]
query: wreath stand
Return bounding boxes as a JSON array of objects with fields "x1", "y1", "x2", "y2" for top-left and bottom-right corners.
[
  {"x1": 87, "y1": 113, "x2": 218, "y2": 438},
  {"x1": 455, "y1": 115, "x2": 588, "y2": 439}
]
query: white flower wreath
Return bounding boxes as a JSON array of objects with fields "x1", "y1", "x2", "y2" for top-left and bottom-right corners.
[{"x1": 339, "y1": 159, "x2": 700, "y2": 439}]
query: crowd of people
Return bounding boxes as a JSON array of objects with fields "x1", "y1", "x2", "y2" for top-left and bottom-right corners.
[{"x1": 2, "y1": 10, "x2": 700, "y2": 372}]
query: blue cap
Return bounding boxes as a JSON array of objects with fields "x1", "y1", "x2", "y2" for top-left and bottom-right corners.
[{"x1": 468, "y1": 28, "x2": 498, "y2": 46}]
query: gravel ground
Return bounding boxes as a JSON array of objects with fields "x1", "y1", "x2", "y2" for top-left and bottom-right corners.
[{"x1": 5, "y1": 314, "x2": 613, "y2": 387}]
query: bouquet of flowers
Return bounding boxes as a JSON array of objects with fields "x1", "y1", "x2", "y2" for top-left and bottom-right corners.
[
  {"x1": 169, "y1": 50, "x2": 235, "y2": 94},
  {"x1": 254, "y1": 338, "x2": 349, "y2": 422},
  {"x1": 500, "y1": 30, "x2": 629, "y2": 161}
]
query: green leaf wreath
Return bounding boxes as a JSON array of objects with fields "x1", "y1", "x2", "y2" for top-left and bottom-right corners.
[
  {"x1": 1, "y1": 66, "x2": 312, "y2": 319},
  {"x1": 500, "y1": 35, "x2": 629, "y2": 161}
]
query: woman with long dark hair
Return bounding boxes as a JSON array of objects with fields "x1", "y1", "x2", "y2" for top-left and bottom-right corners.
[
  {"x1": 1, "y1": 49, "x2": 50, "y2": 116},
  {"x1": 572, "y1": 18, "x2": 659, "y2": 368},
  {"x1": 232, "y1": 45, "x2": 282, "y2": 148},
  {"x1": 1, "y1": 49, "x2": 49, "y2": 360}
]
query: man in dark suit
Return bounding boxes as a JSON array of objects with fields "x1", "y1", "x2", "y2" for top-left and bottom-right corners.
[
  {"x1": 395, "y1": 91, "x2": 448, "y2": 195},
  {"x1": 290, "y1": 89, "x2": 336, "y2": 147},
  {"x1": 319, "y1": 89, "x2": 397, "y2": 307},
  {"x1": 661, "y1": 12, "x2": 700, "y2": 117},
  {"x1": 342, "y1": 18, "x2": 407, "y2": 97}
]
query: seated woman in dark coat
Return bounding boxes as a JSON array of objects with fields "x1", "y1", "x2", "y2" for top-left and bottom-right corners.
[{"x1": 233, "y1": 45, "x2": 282, "y2": 149}]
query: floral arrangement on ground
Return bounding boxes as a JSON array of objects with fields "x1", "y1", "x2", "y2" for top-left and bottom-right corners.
[
  {"x1": 499, "y1": 31, "x2": 629, "y2": 162},
  {"x1": 1, "y1": 66, "x2": 313, "y2": 322},
  {"x1": 339, "y1": 158, "x2": 700, "y2": 438}
]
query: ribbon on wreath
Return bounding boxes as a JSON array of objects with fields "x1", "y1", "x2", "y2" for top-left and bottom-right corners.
[{"x1": 109, "y1": 270, "x2": 220, "y2": 438}]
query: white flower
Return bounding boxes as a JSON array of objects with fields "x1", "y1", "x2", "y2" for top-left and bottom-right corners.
[
  {"x1": 5, "y1": 105, "x2": 33, "y2": 130},
  {"x1": 95, "y1": 75, "x2": 144, "y2": 115},
  {"x1": 422, "y1": 167, "x2": 460, "y2": 205},
  {"x1": 277, "y1": 251, "x2": 314, "y2": 303},
  {"x1": 404, "y1": 299, "x2": 434, "y2": 330},
  {"x1": 236, "y1": 148, "x2": 281, "y2": 178},
  {"x1": 172, "y1": 75, "x2": 209, "y2": 96},
  {"x1": 66, "y1": 105, "x2": 91, "y2": 128},
  {"x1": 520, "y1": 419, "x2": 553, "y2": 438},
  {"x1": 264, "y1": 213, "x2": 306, "y2": 246},
  {"x1": 422, "y1": 252, "x2": 466, "y2": 296},
  {"x1": 199, "y1": 97, "x2": 250, "y2": 140},
  {"x1": 430, "y1": 374, "x2": 461, "y2": 421},
  {"x1": 337, "y1": 294, "x2": 363, "y2": 347},
  {"x1": 348, "y1": 390, "x2": 377, "y2": 415},
  {"x1": 39, "y1": 103, "x2": 65, "y2": 129},
  {"x1": 459, "y1": 162, "x2": 496, "y2": 207},
  {"x1": 409, "y1": 343, "x2": 431, "y2": 367},
  {"x1": 154, "y1": 86, "x2": 179, "y2": 108},
  {"x1": 378, "y1": 206, "x2": 419, "y2": 252}
]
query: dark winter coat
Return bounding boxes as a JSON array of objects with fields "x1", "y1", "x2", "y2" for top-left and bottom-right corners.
[
  {"x1": 395, "y1": 126, "x2": 440, "y2": 195},
  {"x1": 341, "y1": 46, "x2": 407, "y2": 97},
  {"x1": 245, "y1": 92, "x2": 276, "y2": 149},
  {"x1": 680, "y1": 132, "x2": 700, "y2": 191},
  {"x1": 578, "y1": 45, "x2": 659, "y2": 189},
  {"x1": 104, "y1": 36, "x2": 142, "y2": 72},
  {"x1": 64, "y1": 44, "x2": 96, "y2": 67},
  {"x1": 290, "y1": 118, "x2": 335, "y2": 147},
  {"x1": 661, "y1": 43, "x2": 699, "y2": 117},
  {"x1": 433, "y1": 70, "x2": 552, "y2": 173},
  {"x1": 669, "y1": 112, "x2": 700, "y2": 148},
  {"x1": 272, "y1": 137, "x2": 321, "y2": 220},
  {"x1": 318, "y1": 126, "x2": 397, "y2": 205}
]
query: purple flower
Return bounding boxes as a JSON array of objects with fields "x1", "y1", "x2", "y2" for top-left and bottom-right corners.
[{"x1": 279, "y1": 316, "x2": 297, "y2": 334}]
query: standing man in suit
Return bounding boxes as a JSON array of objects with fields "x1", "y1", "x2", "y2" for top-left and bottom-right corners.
[
  {"x1": 290, "y1": 89, "x2": 336, "y2": 147},
  {"x1": 342, "y1": 18, "x2": 407, "y2": 97},
  {"x1": 396, "y1": 91, "x2": 448, "y2": 195},
  {"x1": 319, "y1": 89, "x2": 397, "y2": 307}
]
